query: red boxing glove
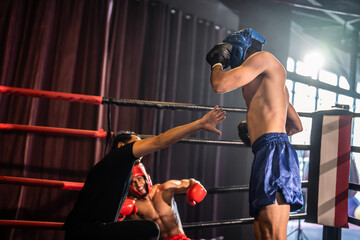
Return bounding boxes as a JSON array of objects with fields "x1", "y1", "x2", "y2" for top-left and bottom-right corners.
[
  {"x1": 120, "y1": 198, "x2": 138, "y2": 216},
  {"x1": 186, "y1": 183, "x2": 207, "y2": 206}
]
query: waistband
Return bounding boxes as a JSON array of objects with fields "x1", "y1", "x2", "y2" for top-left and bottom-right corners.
[
  {"x1": 164, "y1": 233, "x2": 190, "y2": 240},
  {"x1": 252, "y1": 132, "x2": 289, "y2": 153}
]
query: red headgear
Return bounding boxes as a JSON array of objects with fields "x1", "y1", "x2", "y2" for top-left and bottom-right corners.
[{"x1": 129, "y1": 163, "x2": 152, "y2": 198}]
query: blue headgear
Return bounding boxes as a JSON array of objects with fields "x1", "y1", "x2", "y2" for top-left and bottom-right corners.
[{"x1": 223, "y1": 28, "x2": 266, "y2": 68}]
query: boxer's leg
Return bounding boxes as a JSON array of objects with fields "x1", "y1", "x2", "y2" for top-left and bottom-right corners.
[
  {"x1": 257, "y1": 192, "x2": 290, "y2": 240},
  {"x1": 253, "y1": 218, "x2": 262, "y2": 240}
]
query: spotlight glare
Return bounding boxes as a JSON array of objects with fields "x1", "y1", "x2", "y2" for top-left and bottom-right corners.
[{"x1": 304, "y1": 52, "x2": 324, "y2": 70}]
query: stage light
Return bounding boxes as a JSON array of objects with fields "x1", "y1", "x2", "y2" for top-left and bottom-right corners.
[{"x1": 304, "y1": 52, "x2": 324, "y2": 70}]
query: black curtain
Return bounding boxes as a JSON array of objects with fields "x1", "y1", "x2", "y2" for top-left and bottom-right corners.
[
  {"x1": 0, "y1": 1, "x2": 110, "y2": 239},
  {"x1": 0, "y1": 0, "x2": 252, "y2": 239}
]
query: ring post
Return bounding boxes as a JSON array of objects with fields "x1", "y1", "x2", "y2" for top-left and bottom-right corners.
[{"x1": 306, "y1": 109, "x2": 353, "y2": 240}]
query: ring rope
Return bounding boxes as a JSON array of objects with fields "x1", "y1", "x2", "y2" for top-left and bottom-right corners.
[
  {"x1": 352, "y1": 146, "x2": 360, "y2": 153},
  {"x1": 0, "y1": 86, "x2": 102, "y2": 105},
  {"x1": 4, "y1": 85, "x2": 356, "y2": 117},
  {"x1": 3, "y1": 176, "x2": 358, "y2": 193},
  {"x1": 349, "y1": 216, "x2": 360, "y2": 226},
  {"x1": 0, "y1": 213, "x2": 307, "y2": 229},
  {"x1": 2, "y1": 176, "x2": 326, "y2": 194},
  {"x1": 182, "y1": 213, "x2": 307, "y2": 229},
  {"x1": 0, "y1": 85, "x2": 246, "y2": 113},
  {"x1": 0, "y1": 220, "x2": 63, "y2": 229},
  {"x1": 6, "y1": 176, "x2": 356, "y2": 197},
  {"x1": 3, "y1": 123, "x2": 360, "y2": 153},
  {"x1": 102, "y1": 97, "x2": 246, "y2": 113},
  {"x1": 0, "y1": 176, "x2": 83, "y2": 190},
  {"x1": 140, "y1": 134, "x2": 248, "y2": 146},
  {"x1": 206, "y1": 181, "x2": 309, "y2": 194},
  {"x1": 0, "y1": 123, "x2": 314, "y2": 149},
  {"x1": 349, "y1": 182, "x2": 360, "y2": 192},
  {"x1": 0, "y1": 123, "x2": 109, "y2": 138}
]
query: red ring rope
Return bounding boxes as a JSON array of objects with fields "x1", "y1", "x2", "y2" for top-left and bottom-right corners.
[
  {"x1": 0, "y1": 176, "x2": 84, "y2": 191},
  {"x1": 0, "y1": 86, "x2": 103, "y2": 105},
  {"x1": 0, "y1": 176, "x2": 82, "y2": 229},
  {"x1": 0, "y1": 123, "x2": 110, "y2": 138},
  {"x1": 0, "y1": 220, "x2": 63, "y2": 229}
]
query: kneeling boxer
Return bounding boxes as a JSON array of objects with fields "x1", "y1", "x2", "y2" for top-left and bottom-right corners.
[
  {"x1": 119, "y1": 162, "x2": 207, "y2": 240},
  {"x1": 63, "y1": 106, "x2": 225, "y2": 240}
]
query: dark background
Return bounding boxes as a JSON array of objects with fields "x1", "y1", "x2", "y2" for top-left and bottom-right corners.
[{"x1": 1, "y1": 0, "x2": 359, "y2": 239}]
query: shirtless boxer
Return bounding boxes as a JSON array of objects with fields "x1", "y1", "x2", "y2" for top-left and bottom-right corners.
[
  {"x1": 206, "y1": 28, "x2": 304, "y2": 240},
  {"x1": 119, "y1": 162, "x2": 207, "y2": 240}
]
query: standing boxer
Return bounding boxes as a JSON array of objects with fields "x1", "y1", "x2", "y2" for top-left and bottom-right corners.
[
  {"x1": 206, "y1": 28, "x2": 304, "y2": 240},
  {"x1": 119, "y1": 162, "x2": 207, "y2": 240},
  {"x1": 63, "y1": 106, "x2": 225, "y2": 240}
]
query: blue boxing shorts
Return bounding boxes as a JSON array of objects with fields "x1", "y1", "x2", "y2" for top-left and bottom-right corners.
[{"x1": 249, "y1": 133, "x2": 304, "y2": 217}]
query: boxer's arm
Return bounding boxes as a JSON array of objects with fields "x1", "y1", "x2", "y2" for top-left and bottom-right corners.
[
  {"x1": 160, "y1": 179, "x2": 207, "y2": 206},
  {"x1": 185, "y1": 180, "x2": 207, "y2": 206},
  {"x1": 210, "y1": 51, "x2": 271, "y2": 93},
  {"x1": 160, "y1": 178, "x2": 199, "y2": 194},
  {"x1": 206, "y1": 43, "x2": 232, "y2": 69},
  {"x1": 160, "y1": 179, "x2": 194, "y2": 194},
  {"x1": 120, "y1": 198, "x2": 138, "y2": 216},
  {"x1": 117, "y1": 198, "x2": 139, "y2": 221},
  {"x1": 132, "y1": 106, "x2": 225, "y2": 158},
  {"x1": 285, "y1": 86, "x2": 303, "y2": 136},
  {"x1": 286, "y1": 103, "x2": 303, "y2": 136}
]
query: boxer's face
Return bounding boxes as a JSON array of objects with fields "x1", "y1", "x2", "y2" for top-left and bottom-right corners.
[{"x1": 131, "y1": 175, "x2": 147, "y2": 195}]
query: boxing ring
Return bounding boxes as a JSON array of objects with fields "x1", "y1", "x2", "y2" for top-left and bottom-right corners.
[{"x1": 1, "y1": 86, "x2": 360, "y2": 237}]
